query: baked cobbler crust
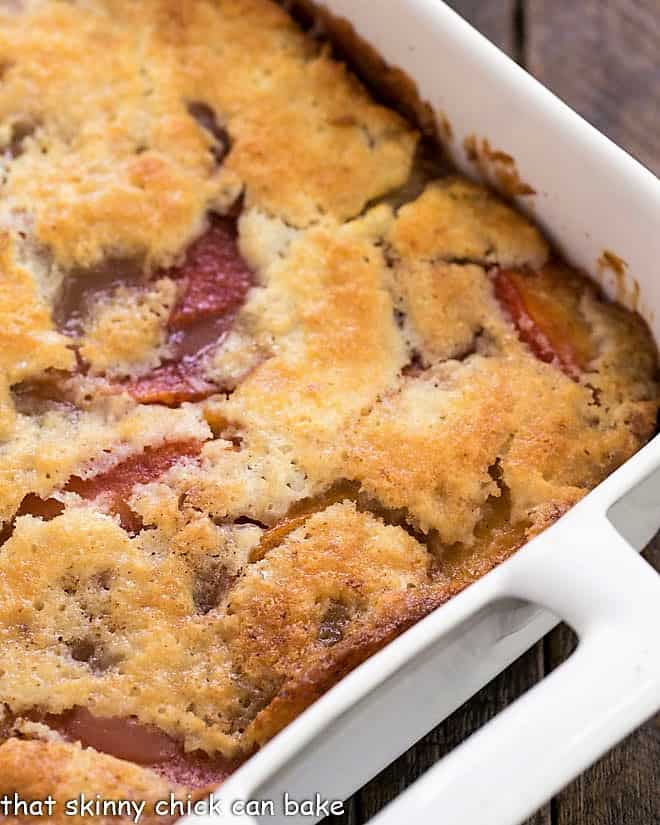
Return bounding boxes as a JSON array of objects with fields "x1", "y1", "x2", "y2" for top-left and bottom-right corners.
[{"x1": 0, "y1": 1, "x2": 657, "y2": 817}]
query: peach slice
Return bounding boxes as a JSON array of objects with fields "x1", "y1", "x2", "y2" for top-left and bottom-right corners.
[
  {"x1": 46, "y1": 708, "x2": 243, "y2": 788},
  {"x1": 53, "y1": 215, "x2": 254, "y2": 407},
  {"x1": 493, "y1": 264, "x2": 594, "y2": 379},
  {"x1": 1, "y1": 441, "x2": 202, "y2": 542},
  {"x1": 126, "y1": 216, "x2": 254, "y2": 405},
  {"x1": 65, "y1": 440, "x2": 202, "y2": 532}
]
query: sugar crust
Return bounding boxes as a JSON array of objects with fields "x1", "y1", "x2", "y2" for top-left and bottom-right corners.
[{"x1": 0, "y1": 0, "x2": 657, "y2": 811}]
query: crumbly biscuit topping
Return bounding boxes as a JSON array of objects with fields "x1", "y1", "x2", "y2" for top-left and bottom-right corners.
[{"x1": 0, "y1": 0, "x2": 657, "y2": 812}]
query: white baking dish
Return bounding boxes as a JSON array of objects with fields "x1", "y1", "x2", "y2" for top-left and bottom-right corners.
[{"x1": 187, "y1": 2, "x2": 660, "y2": 823}]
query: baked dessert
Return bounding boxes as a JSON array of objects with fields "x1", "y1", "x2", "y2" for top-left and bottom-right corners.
[{"x1": 0, "y1": 0, "x2": 657, "y2": 819}]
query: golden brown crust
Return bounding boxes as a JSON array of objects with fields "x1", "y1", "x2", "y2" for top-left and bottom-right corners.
[
  {"x1": 0, "y1": 0, "x2": 657, "y2": 806},
  {"x1": 242, "y1": 585, "x2": 455, "y2": 748},
  {"x1": 0, "y1": 739, "x2": 177, "y2": 824}
]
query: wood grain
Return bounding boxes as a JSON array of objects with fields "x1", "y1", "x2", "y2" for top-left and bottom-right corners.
[
  {"x1": 527, "y1": 0, "x2": 660, "y2": 175},
  {"x1": 552, "y1": 725, "x2": 660, "y2": 825}
]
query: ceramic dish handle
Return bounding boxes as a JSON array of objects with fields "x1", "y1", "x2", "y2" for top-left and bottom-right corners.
[{"x1": 370, "y1": 506, "x2": 660, "y2": 825}]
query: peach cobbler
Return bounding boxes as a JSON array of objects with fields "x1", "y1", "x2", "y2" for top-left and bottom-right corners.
[{"x1": 0, "y1": 1, "x2": 656, "y2": 820}]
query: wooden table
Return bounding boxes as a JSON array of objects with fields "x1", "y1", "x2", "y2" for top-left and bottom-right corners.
[{"x1": 332, "y1": 3, "x2": 660, "y2": 823}]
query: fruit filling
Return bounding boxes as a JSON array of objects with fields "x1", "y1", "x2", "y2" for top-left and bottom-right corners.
[
  {"x1": 64, "y1": 440, "x2": 203, "y2": 531},
  {"x1": 39, "y1": 708, "x2": 241, "y2": 788},
  {"x1": 0, "y1": 1, "x2": 657, "y2": 810},
  {"x1": 1, "y1": 441, "x2": 202, "y2": 542},
  {"x1": 50, "y1": 216, "x2": 255, "y2": 407},
  {"x1": 125, "y1": 216, "x2": 254, "y2": 405},
  {"x1": 493, "y1": 264, "x2": 594, "y2": 379}
]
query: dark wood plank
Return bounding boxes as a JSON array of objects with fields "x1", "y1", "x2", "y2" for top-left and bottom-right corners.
[
  {"x1": 553, "y1": 724, "x2": 660, "y2": 825},
  {"x1": 527, "y1": 0, "x2": 660, "y2": 175},
  {"x1": 445, "y1": 0, "x2": 518, "y2": 57}
]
